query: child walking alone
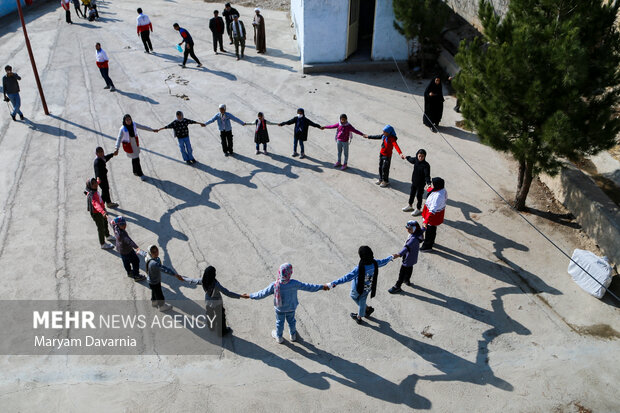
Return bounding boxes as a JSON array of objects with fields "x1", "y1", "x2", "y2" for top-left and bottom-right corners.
[
  {"x1": 388, "y1": 220, "x2": 425, "y2": 294},
  {"x1": 364, "y1": 125, "x2": 405, "y2": 187},
  {"x1": 247, "y1": 263, "x2": 328, "y2": 343},
  {"x1": 322, "y1": 114, "x2": 364, "y2": 170},
  {"x1": 245, "y1": 112, "x2": 277, "y2": 154},
  {"x1": 327, "y1": 246, "x2": 396, "y2": 324}
]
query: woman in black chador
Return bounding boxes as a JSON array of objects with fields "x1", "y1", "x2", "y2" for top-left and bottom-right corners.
[{"x1": 423, "y1": 76, "x2": 444, "y2": 132}]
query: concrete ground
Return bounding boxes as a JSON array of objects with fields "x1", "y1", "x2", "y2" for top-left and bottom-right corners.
[{"x1": 0, "y1": 1, "x2": 618, "y2": 411}]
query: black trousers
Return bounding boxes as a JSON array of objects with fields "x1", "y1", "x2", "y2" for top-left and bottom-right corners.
[
  {"x1": 150, "y1": 282, "x2": 165, "y2": 307},
  {"x1": 91, "y1": 212, "x2": 109, "y2": 245},
  {"x1": 395, "y1": 265, "x2": 414, "y2": 288},
  {"x1": 73, "y1": 1, "x2": 83, "y2": 17},
  {"x1": 379, "y1": 155, "x2": 392, "y2": 182},
  {"x1": 422, "y1": 225, "x2": 437, "y2": 249},
  {"x1": 212, "y1": 33, "x2": 224, "y2": 52},
  {"x1": 233, "y1": 37, "x2": 245, "y2": 57},
  {"x1": 121, "y1": 251, "x2": 140, "y2": 277},
  {"x1": 65, "y1": 10, "x2": 72, "y2": 23},
  {"x1": 99, "y1": 67, "x2": 114, "y2": 88},
  {"x1": 140, "y1": 30, "x2": 153, "y2": 52},
  {"x1": 220, "y1": 130, "x2": 233, "y2": 154},
  {"x1": 183, "y1": 45, "x2": 201, "y2": 65},
  {"x1": 131, "y1": 157, "x2": 143, "y2": 176},
  {"x1": 99, "y1": 178, "x2": 111, "y2": 203},
  {"x1": 206, "y1": 304, "x2": 228, "y2": 336},
  {"x1": 408, "y1": 183, "x2": 425, "y2": 209}
]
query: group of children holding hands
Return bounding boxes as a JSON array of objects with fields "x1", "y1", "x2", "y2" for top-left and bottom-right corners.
[{"x1": 84, "y1": 103, "x2": 449, "y2": 342}]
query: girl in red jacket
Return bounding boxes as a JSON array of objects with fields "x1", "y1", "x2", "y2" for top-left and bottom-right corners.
[{"x1": 421, "y1": 177, "x2": 447, "y2": 251}]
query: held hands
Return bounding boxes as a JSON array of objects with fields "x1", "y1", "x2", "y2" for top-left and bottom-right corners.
[
  {"x1": 240, "y1": 293, "x2": 250, "y2": 299},
  {"x1": 363, "y1": 134, "x2": 368, "y2": 139},
  {"x1": 113, "y1": 149, "x2": 119, "y2": 156},
  {"x1": 175, "y1": 274, "x2": 184, "y2": 281},
  {"x1": 322, "y1": 284, "x2": 330, "y2": 291},
  {"x1": 392, "y1": 253, "x2": 400, "y2": 259},
  {"x1": 400, "y1": 154, "x2": 405, "y2": 160},
  {"x1": 201, "y1": 123, "x2": 206, "y2": 127}
]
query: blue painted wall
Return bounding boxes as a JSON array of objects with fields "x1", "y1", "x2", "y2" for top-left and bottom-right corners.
[{"x1": 0, "y1": 0, "x2": 29, "y2": 19}]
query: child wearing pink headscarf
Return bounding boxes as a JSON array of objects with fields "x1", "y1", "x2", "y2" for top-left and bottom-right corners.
[{"x1": 247, "y1": 263, "x2": 328, "y2": 343}]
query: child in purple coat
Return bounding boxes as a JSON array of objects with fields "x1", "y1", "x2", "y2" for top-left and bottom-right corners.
[
  {"x1": 323, "y1": 114, "x2": 364, "y2": 170},
  {"x1": 388, "y1": 220, "x2": 425, "y2": 294}
]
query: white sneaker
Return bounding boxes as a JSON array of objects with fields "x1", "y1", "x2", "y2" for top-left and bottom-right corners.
[
  {"x1": 106, "y1": 235, "x2": 116, "y2": 242},
  {"x1": 380, "y1": 181, "x2": 390, "y2": 188},
  {"x1": 375, "y1": 180, "x2": 382, "y2": 185},
  {"x1": 271, "y1": 330, "x2": 284, "y2": 344},
  {"x1": 100, "y1": 243, "x2": 114, "y2": 249},
  {"x1": 290, "y1": 332, "x2": 297, "y2": 342},
  {"x1": 402, "y1": 205, "x2": 414, "y2": 212},
  {"x1": 159, "y1": 303, "x2": 173, "y2": 312},
  {"x1": 411, "y1": 208, "x2": 422, "y2": 216}
]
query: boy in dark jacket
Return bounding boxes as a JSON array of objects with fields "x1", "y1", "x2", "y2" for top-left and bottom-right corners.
[
  {"x1": 388, "y1": 220, "x2": 425, "y2": 294},
  {"x1": 279, "y1": 108, "x2": 323, "y2": 159},
  {"x1": 94, "y1": 147, "x2": 118, "y2": 208},
  {"x1": 402, "y1": 149, "x2": 431, "y2": 215},
  {"x1": 364, "y1": 125, "x2": 405, "y2": 187},
  {"x1": 145, "y1": 245, "x2": 184, "y2": 312},
  {"x1": 155, "y1": 111, "x2": 205, "y2": 164}
]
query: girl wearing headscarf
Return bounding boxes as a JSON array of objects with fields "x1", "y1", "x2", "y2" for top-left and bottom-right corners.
[
  {"x1": 364, "y1": 125, "x2": 405, "y2": 187},
  {"x1": 322, "y1": 113, "x2": 364, "y2": 170},
  {"x1": 278, "y1": 108, "x2": 323, "y2": 159},
  {"x1": 328, "y1": 247, "x2": 397, "y2": 324},
  {"x1": 113, "y1": 114, "x2": 157, "y2": 180},
  {"x1": 421, "y1": 177, "x2": 447, "y2": 251},
  {"x1": 423, "y1": 76, "x2": 444, "y2": 132},
  {"x1": 202, "y1": 266, "x2": 244, "y2": 336},
  {"x1": 84, "y1": 178, "x2": 115, "y2": 249},
  {"x1": 244, "y1": 112, "x2": 277, "y2": 154},
  {"x1": 388, "y1": 220, "x2": 425, "y2": 294},
  {"x1": 248, "y1": 263, "x2": 327, "y2": 343}
]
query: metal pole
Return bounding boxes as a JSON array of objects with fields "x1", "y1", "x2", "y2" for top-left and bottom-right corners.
[{"x1": 15, "y1": 0, "x2": 49, "y2": 115}]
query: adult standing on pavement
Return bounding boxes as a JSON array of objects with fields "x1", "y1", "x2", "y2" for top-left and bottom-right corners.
[
  {"x1": 423, "y1": 76, "x2": 444, "y2": 132},
  {"x1": 222, "y1": 3, "x2": 239, "y2": 45},
  {"x1": 61, "y1": 0, "x2": 72, "y2": 24},
  {"x1": 114, "y1": 114, "x2": 157, "y2": 180},
  {"x1": 2, "y1": 65, "x2": 24, "y2": 121},
  {"x1": 95, "y1": 43, "x2": 115, "y2": 92},
  {"x1": 173, "y1": 23, "x2": 202, "y2": 68},
  {"x1": 209, "y1": 10, "x2": 226, "y2": 54},
  {"x1": 252, "y1": 8, "x2": 266, "y2": 54},
  {"x1": 94, "y1": 146, "x2": 119, "y2": 209},
  {"x1": 136, "y1": 8, "x2": 154, "y2": 54},
  {"x1": 230, "y1": 14, "x2": 246, "y2": 61}
]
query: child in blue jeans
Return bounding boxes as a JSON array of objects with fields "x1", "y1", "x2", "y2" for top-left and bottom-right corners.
[
  {"x1": 247, "y1": 263, "x2": 328, "y2": 343},
  {"x1": 328, "y1": 246, "x2": 396, "y2": 324}
]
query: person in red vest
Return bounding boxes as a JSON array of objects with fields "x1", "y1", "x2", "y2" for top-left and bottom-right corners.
[
  {"x1": 95, "y1": 43, "x2": 115, "y2": 91},
  {"x1": 420, "y1": 177, "x2": 447, "y2": 252},
  {"x1": 61, "y1": 0, "x2": 72, "y2": 24},
  {"x1": 136, "y1": 8, "x2": 153, "y2": 54}
]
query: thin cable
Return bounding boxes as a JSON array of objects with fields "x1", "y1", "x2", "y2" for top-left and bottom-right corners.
[{"x1": 388, "y1": 51, "x2": 619, "y2": 302}]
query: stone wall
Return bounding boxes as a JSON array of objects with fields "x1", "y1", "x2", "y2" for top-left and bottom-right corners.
[{"x1": 445, "y1": 0, "x2": 509, "y2": 30}]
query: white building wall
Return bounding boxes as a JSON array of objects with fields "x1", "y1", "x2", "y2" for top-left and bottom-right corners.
[
  {"x1": 371, "y1": 0, "x2": 409, "y2": 61},
  {"x1": 301, "y1": 0, "x2": 349, "y2": 64},
  {"x1": 290, "y1": 0, "x2": 305, "y2": 63}
]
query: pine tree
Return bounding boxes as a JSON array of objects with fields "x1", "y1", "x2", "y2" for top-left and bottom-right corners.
[
  {"x1": 393, "y1": 0, "x2": 451, "y2": 75},
  {"x1": 454, "y1": 0, "x2": 620, "y2": 210}
]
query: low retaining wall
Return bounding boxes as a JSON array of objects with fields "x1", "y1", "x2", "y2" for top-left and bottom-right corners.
[{"x1": 540, "y1": 163, "x2": 620, "y2": 267}]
